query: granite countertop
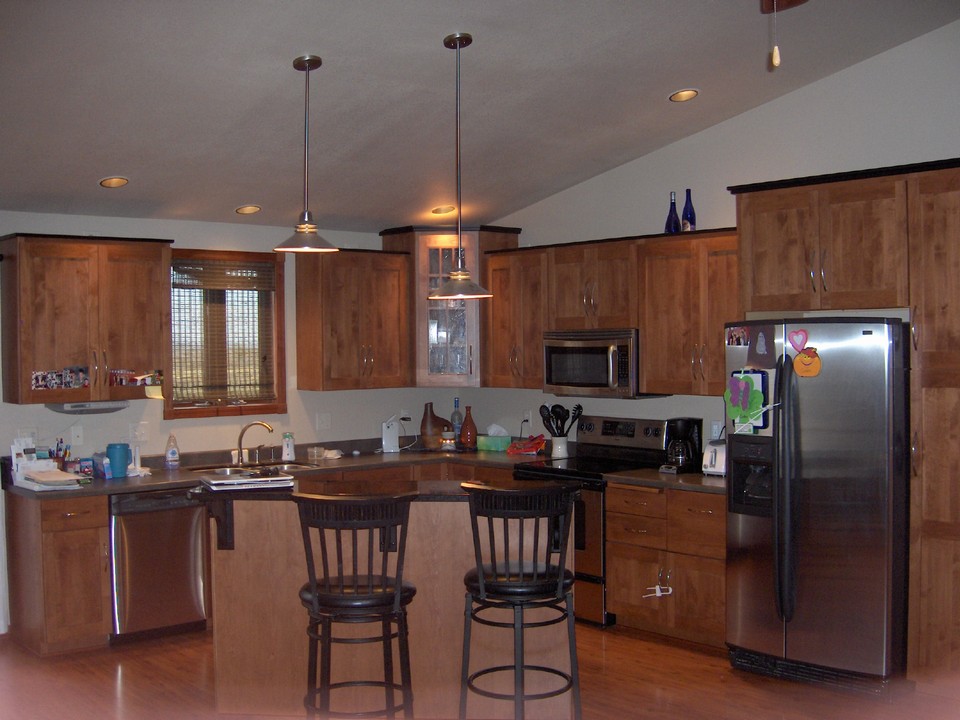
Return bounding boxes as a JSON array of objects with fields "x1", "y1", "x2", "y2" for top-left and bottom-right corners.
[
  {"x1": 3, "y1": 448, "x2": 726, "y2": 499},
  {"x1": 603, "y1": 466, "x2": 727, "y2": 495}
]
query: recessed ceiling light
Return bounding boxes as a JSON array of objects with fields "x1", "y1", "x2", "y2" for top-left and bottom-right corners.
[
  {"x1": 235, "y1": 205, "x2": 262, "y2": 215},
  {"x1": 432, "y1": 205, "x2": 456, "y2": 215},
  {"x1": 99, "y1": 176, "x2": 128, "y2": 188},
  {"x1": 669, "y1": 88, "x2": 699, "y2": 103}
]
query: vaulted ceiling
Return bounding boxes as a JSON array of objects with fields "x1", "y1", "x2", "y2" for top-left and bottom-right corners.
[{"x1": 1, "y1": 1, "x2": 957, "y2": 233}]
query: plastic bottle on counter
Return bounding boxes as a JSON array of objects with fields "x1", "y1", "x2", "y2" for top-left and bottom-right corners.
[
  {"x1": 282, "y1": 432, "x2": 296, "y2": 461},
  {"x1": 164, "y1": 433, "x2": 180, "y2": 470}
]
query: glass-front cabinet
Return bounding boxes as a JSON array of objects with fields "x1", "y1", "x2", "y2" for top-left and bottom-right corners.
[{"x1": 381, "y1": 225, "x2": 519, "y2": 387}]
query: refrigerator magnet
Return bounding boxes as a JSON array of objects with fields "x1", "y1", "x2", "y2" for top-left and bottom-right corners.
[{"x1": 793, "y1": 347, "x2": 822, "y2": 377}]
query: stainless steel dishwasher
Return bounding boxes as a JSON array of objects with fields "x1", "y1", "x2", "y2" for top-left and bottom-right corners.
[{"x1": 109, "y1": 489, "x2": 208, "y2": 638}]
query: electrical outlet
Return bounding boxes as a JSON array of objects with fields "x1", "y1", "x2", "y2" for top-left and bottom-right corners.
[
  {"x1": 399, "y1": 409, "x2": 411, "y2": 421},
  {"x1": 522, "y1": 410, "x2": 533, "y2": 424},
  {"x1": 70, "y1": 424, "x2": 84, "y2": 446},
  {"x1": 316, "y1": 412, "x2": 332, "y2": 431}
]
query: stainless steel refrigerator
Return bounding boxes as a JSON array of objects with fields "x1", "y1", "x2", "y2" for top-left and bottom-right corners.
[{"x1": 723, "y1": 317, "x2": 908, "y2": 685}]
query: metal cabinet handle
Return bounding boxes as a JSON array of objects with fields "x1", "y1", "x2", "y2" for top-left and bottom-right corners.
[
  {"x1": 62, "y1": 512, "x2": 80, "y2": 518},
  {"x1": 590, "y1": 281, "x2": 599, "y2": 316},
  {"x1": 92, "y1": 350, "x2": 100, "y2": 388},
  {"x1": 698, "y1": 344, "x2": 706, "y2": 381},
  {"x1": 582, "y1": 282, "x2": 590, "y2": 315},
  {"x1": 808, "y1": 250, "x2": 817, "y2": 293},
  {"x1": 103, "y1": 349, "x2": 109, "y2": 385},
  {"x1": 911, "y1": 430, "x2": 920, "y2": 477},
  {"x1": 911, "y1": 306, "x2": 920, "y2": 351},
  {"x1": 687, "y1": 507, "x2": 715, "y2": 515},
  {"x1": 366, "y1": 346, "x2": 374, "y2": 376},
  {"x1": 468, "y1": 344, "x2": 474, "y2": 376},
  {"x1": 820, "y1": 249, "x2": 828, "y2": 292},
  {"x1": 625, "y1": 527, "x2": 648, "y2": 535},
  {"x1": 690, "y1": 345, "x2": 698, "y2": 380}
]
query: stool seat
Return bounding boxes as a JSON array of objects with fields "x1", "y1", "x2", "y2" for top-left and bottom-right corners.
[
  {"x1": 300, "y1": 579, "x2": 417, "y2": 612},
  {"x1": 464, "y1": 565, "x2": 574, "y2": 601}
]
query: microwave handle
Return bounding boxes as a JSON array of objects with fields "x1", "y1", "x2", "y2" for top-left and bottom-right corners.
[{"x1": 607, "y1": 345, "x2": 618, "y2": 389}]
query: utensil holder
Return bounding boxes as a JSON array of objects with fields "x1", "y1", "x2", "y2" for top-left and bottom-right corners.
[{"x1": 551, "y1": 436, "x2": 569, "y2": 458}]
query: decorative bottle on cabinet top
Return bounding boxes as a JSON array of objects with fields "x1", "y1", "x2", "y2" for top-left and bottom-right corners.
[
  {"x1": 459, "y1": 406, "x2": 478, "y2": 451},
  {"x1": 664, "y1": 191, "x2": 681, "y2": 234},
  {"x1": 681, "y1": 188, "x2": 696, "y2": 232}
]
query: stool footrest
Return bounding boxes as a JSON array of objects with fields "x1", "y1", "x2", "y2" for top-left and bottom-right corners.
[{"x1": 466, "y1": 663, "x2": 574, "y2": 702}]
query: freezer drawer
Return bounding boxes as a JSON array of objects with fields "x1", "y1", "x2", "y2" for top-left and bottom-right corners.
[{"x1": 110, "y1": 492, "x2": 208, "y2": 636}]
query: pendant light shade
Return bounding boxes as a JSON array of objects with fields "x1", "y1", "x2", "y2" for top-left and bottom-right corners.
[
  {"x1": 275, "y1": 55, "x2": 338, "y2": 253},
  {"x1": 428, "y1": 33, "x2": 491, "y2": 300}
]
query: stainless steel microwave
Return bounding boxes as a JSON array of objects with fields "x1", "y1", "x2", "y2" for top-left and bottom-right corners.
[{"x1": 543, "y1": 329, "x2": 639, "y2": 398}]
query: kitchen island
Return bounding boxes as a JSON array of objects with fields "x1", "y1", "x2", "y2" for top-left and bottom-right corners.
[{"x1": 206, "y1": 471, "x2": 577, "y2": 720}]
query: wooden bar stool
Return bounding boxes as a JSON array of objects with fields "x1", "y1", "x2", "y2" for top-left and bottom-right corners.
[
  {"x1": 293, "y1": 492, "x2": 417, "y2": 719},
  {"x1": 458, "y1": 480, "x2": 582, "y2": 720}
]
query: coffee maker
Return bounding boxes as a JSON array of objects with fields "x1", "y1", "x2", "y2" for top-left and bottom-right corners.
[{"x1": 661, "y1": 417, "x2": 703, "y2": 474}]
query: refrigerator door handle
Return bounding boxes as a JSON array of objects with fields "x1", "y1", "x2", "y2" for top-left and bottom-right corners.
[{"x1": 773, "y1": 354, "x2": 798, "y2": 623}]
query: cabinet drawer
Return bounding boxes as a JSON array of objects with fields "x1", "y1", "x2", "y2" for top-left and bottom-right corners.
[
  {"x1": 606, "y1": 511, "x2": 666, "y2": 549},
  {"x1": 607, "y1": 484, "x2": 666, "y2": 518},
  {"x1": 666, "y1": 490, "x2": 725, "y2": 559},
  {"x1": 40, "y1": 496, "x2": 107, "y2": 532}
]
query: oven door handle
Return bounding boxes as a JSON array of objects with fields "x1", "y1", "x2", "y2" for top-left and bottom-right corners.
[{"x1": 574, "y1": 494, "x2": 587, "y2": 551}]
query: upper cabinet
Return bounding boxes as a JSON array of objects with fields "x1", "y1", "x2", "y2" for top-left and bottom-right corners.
[
  {"x1": 736, "y1": 176, "x2": 907, "y2": 312},
  {"x1": 0, "y1": 234, "x2": 171, "y2": 404},
  {"x1": 296, "y1": 249, "x2": 412, "y2": 391},
  {"x1": 639, "y1": 231, "x2": 739, "y2": 396},
  {"x1": 381, "y1": 226, "x2": 519, "y2": 387},
  {"x1": 547, "y1": 240, "x2": 638, "y2": 330},
  {"x1": 482, "y1": 248, "x2": 547, "y2": 389}
]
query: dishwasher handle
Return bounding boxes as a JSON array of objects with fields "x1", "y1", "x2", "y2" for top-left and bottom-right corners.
[{"x1": 110, "y1": 490, "x2": 201, "y2": 515}]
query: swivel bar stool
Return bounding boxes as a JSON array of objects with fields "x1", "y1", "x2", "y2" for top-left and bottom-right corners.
[
  {"x1": 458, "y1": 480, "x2": 582, "y2": 720},
  {"x1": 293, "y1": 492, "x2": 417, "y2": 719}
]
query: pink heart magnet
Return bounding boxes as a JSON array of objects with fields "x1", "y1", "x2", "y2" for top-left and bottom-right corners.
[{"x1": 788, "y1": 330, "x2": 808, "y2": 353}]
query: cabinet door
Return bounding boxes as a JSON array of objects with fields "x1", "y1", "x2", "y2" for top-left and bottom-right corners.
[
  {"x1": 41, "y1": 525, "x2": 111, "y2": 647},
  {"x1": 483, "y1": 250, "x2": 546, "y2": 388},
  {"x1": 482, "y1": 253, "x2": 519, "y2": 387},
  {"x1": 737, "y1": 187, "x2": 819, "y2": 312},
  {"x1": 593, "y1": 241, "x2": 638, "y2": 329},
  {"x1": 547, "y1": 244, "x2": 594, "y2": 330},
  {"x1": 639, "y1": 238, "x2": 700, "y2": 394},
  {"x1": 320, "y1": 252, "x2": 366, "y2": 388},
  {"x1": 907, "y1": 167, "x2": 960, "y2": 679},
  {"x1": 700, "y1": 233, "x2": 740, "y2": 395},
  {"x1": 606, "y1": 542, "x2": 668, "y2": 630},
  {"x1": 98, "y1": 242, "x2": 169, "y2": 400},
  {"x1": 9, "y1": 239, "x2": 100, "y2": 403},
  {"x1": 818, "y1": 177, "x2": 907, "y2": 309},
  {"x1": 668, "y1": 552, "x2": 726, "y2": 647},
  {"x1": 364, "y1": 252, "x2": 411, "y2": 388},
  {"x1": 666, "y1": 489, "x2": 725, "y2": 560}
]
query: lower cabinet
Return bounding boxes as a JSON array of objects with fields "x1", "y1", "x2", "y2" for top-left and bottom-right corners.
[
  {"x1": 6, "y1": 493, "x2": 112, "y2": 655},
  {"x1": 606, "y1": 484, "x2": 726, "y2": 647}
]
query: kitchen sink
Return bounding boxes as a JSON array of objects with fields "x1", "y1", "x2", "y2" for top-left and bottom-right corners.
[{"x1": 190, "y1": 462, "x2": 319, "y2": 475}]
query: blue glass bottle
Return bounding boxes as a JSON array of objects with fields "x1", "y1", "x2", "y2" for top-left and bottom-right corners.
[
  {"x1": 664, "y1": 191, "x2": 681, "y2": 234},
  {"x1": 682, "y1": 188, "x2": 696, "y2": 232}
]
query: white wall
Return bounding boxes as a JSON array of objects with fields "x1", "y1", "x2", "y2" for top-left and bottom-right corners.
[{"x1": 0, "y1": 20, "x2": 957, "y2": 632}]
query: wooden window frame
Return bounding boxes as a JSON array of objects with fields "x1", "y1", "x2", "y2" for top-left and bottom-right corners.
[{"x1": 164, "y1": 248, "x2": 286, "y2": 419}]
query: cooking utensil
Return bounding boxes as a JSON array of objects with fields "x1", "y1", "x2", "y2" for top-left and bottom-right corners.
[
  {"x1": 539, "y1": 405, "x2": 557, "y2": 436},
  {"x1": 552, "y1": 404, "x2": 569, "y2": 437},
  {"x1": 564, "y1": 404, "x2": 583, "y2": 436}
]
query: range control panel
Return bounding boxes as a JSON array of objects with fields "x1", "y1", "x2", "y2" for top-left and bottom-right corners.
[{"x1": 576, "y1": 415, "x2": 668, "y2": 451}]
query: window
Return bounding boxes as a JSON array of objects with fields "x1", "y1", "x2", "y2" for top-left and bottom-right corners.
[{"x1": 165, "y1": 249, "x2": 286, "y2": 418}]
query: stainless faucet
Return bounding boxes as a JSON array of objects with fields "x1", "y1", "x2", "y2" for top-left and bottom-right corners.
[{"x1": 236, "y1": 421, "x2": 274, "y2": 465}]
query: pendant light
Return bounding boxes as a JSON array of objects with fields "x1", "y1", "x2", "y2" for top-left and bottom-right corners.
[
  {"x1": 274, "y1": 55, "x2": 338, "y2": 253},
  {"x1": 428, "y1": 32, "x2": 492, "y2": 300}
]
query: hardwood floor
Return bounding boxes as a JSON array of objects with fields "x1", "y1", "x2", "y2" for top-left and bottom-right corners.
[{"x1": 0, "y1": 624, "x2": 957, "y2": 720}]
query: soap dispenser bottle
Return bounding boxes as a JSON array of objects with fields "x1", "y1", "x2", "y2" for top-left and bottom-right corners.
[
  {"x1": 281, "y1": 432, "x2": 295, "y2": 461},
  {"x1": 164, "y1": 433, "x2": 180, "y2": 470}
]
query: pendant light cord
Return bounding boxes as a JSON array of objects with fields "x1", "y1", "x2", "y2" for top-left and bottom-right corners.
[
  {"x1": 454, "y1": 37, "x2": 464, "y2": 271},
  {"x1": 302, "y1": 63, "x2": 311, "y2": 217}
]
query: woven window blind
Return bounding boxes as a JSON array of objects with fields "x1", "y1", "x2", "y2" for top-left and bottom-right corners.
[{"x1": 170, "y1": 256, "x2": 278, "y2": 407}]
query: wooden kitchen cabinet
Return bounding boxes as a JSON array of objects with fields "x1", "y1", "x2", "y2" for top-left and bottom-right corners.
[
  {"x1": 381, "y1": 225, "x2": 519, "y2": 387},
  {"x1": 6, "y1": 492, "x2": 112, "y2": 655},
  {"x1": 606, "y1": 483, "x2": 726, "y2": 647},
  {"x1": 0, "y1": 234, "x2": 171, "y2": 404},
  {"x1": 482, "y1": 248, "x2": 547, "y2": 388},
  {"x1": 296, "y1": 249, "x2": 412, "y2": 390},
  {"x1": 638, "y1": 231, "x2": 739, "y2": 395},
  {"x1": 905, "y1": 165, "x2": 960, "y2": 687},
  {"x1": 736, "y1": 176, "x2": 907, "y2": 312},
  {"x1": 546, "y1": 239, "x2": 637, "y2": 330}
]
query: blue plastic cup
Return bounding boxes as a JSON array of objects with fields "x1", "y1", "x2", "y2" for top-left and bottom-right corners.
[{"x1": 106, "y1": 442, "x2": 132, "y2": 479}]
